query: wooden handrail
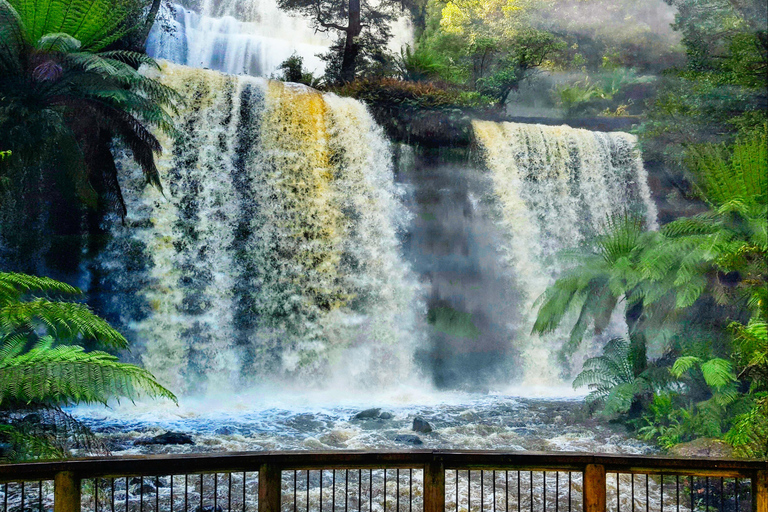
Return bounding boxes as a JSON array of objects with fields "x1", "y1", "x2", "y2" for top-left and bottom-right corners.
[
  {"x1": 1, "y1": 451, "x2": 766, "y2": 512},
  {"x1": 2, "y1": 450, "x2": 766, "y2": 481}
]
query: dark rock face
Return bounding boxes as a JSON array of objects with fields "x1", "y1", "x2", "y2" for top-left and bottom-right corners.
[
  {"x1": 136, "y1": 432, "x2": 195, "y2": 445},
  {"x1": 379, "y1": 412, "x2": 394, "y2": 420},
  {"x1": 412, "y1": 417, "x2": 433, "y2": 433},
  {"x1": 353, "y1": 408, "x2": 382, "y2": 419},
  {"x1": 394, "y1": 434, "x2": 423, "y2": 445}
]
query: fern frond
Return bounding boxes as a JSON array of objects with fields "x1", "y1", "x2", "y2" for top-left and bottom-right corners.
[
  {"x1": 671, "y1": 356, "x2": 702, "y2": 377},
  {"x1": 0, "y1": 338, "x2": 176, "y2": 405},
  {"x1": 0, "y1": 272, "x2": 81, "y2": 304},
  {"x1": 0, "y1": 298, "x2": 128, "y2": 348}
]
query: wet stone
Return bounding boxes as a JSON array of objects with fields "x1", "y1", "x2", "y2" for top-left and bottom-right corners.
[
  {"x1": 379, "y1": 412, "x2": 394, "y2": 420},
  {"x1": 353, "y1": 408, "x2": 381, "y2": 419},
  {"x1": 394, "y1": 434, "x2": 423, "y2": 445},
  {"x1": 412, "y1": 417, "x2": 433, "y2": 433},
  {"x1": 194, "y1": 506, "x2": 224, "y2": 512},
  {"x1": 135, "y1": 431, "x2": 194, "y2": 445}
]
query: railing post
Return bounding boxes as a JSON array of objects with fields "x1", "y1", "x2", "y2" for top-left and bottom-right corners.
[
  {"x1": 584, "y1": 464, "x2": 606, "y2": 512},
  {"x1": 424, "y1": 458, "x2": 446, "y2": 512},
  {"x1": 753, "y1": 470, "x2": 767, "y2": 512},
  {"x1": 259, "y1": 462, "x2": 282, "y2": 512},
  {"x1": 54, "y1": 471, "x2": 81, "y2": 512}
]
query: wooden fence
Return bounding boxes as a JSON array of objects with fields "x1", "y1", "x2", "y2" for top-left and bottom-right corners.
[{"x1": 1, "y1": 451, "x2": 766, "y2": 512}]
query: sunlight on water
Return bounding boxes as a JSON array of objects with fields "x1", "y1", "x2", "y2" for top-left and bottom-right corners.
[{"x1": 473, "y1": 121, "x2": 658, "y2": 387}]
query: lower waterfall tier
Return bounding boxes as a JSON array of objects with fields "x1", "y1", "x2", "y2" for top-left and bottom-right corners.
[{"x1": 98, "y1": 62, "x2": 423, "y2": 394}]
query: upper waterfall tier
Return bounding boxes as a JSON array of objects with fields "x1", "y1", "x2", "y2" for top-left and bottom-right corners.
[
  {"x1": 473, "y1": 121, "x2": 658, "y2": 385},
  {"x1": 100, "y1": 62, "x2": 422, "y2": 394},
  {"x1": 146, "y1": 3, "x2": 330, "y2": 77}
]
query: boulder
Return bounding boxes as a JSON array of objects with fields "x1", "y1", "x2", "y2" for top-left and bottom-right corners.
[
  {"x1": 194, "y1": 506, "x2": 224, "y2": 512},
  {"x1": 135, "y1": 432, "x2": 194, "y2": 446},
  {"x1": 394, "y1": 434, "x2": 423, "y2": 445},
  {"x1": 412, "y1": 417, "x2": 432, "y2": 433},
  {"x1": 353, "y1": 408, "x2": 381, "y2": 420},
  {"x1": 379, "y1": 412, "x2": 394, "y2": 420},
  {"x1": 669, "y1": 438, "x2": 734, "y2": 458}
]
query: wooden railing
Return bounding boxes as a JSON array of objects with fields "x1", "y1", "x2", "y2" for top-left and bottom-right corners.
[{"x1": 1, "y1": 451, "x2": 766, "y2": 512}]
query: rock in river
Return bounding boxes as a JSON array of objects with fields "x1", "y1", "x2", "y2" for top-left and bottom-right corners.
[
  {"x1": 394, "y1": 434, "x2": 423, "y2": 445},
  {"x1": 412, "y1": 417, "x2": 432, "y2": 433},
  {"x1": 136, "y1": 432, "x2": 195, "y2": 445}
]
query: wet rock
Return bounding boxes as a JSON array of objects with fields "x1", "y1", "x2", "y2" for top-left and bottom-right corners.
[
  {"x1": 379, "y1": 412, "x2": 394, "y2": 420},
  {"x1": 131, "y1": 482, "x2": 156, "y2": 495},
  {"x1": 353, "y1": 408, "x2": 381, "y2": 420},
  {"x1": 412, "y1": 417, "x2": 433, "y2": 433},
  {"x1": 394, "y1": 434, "x2": 423, "y2": 445},
  {"x1": 669, "y1": 438, "x2": 734, "y2": 458},
  {"x1": 135, "y1": 432, "x2": 194, "y2": 446},
  {"x1": 194, "y1": 506, "x2": 224, "y2": 512},
  {"x1": 215, "y1": 426, "x2": 236, "y2": 435},
  {"x1": 509, "y1": 421, "x2": 526, "y2": 428},
  {"x1": 511, "y1": 427, "x2": 537, "y2": 436}
]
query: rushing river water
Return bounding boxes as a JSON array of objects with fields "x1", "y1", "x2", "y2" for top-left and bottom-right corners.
[{"x1": 71, "y1": 390, "x2": 653, "y2": 456}]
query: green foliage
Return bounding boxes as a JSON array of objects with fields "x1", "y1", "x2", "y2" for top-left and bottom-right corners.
[
  {"x1": 0, "y1": 271, "x2": 176, "y2": 461},
  {"x1": 533, "y1": 213, "x2": 654, "y2": 354},
  {"x1": 275, "y1": 53, "x2": 320, "y2": 87},
  {"x1": 573, "y1": 337, "x2": 650, "y2": 416},
  {"x1": 338, "y1": 77, "x2": 493, "y2": 109},
  {"x1": 416, "y1": 0, "x2": 564, "y2": 106},
  {"x1": 724, "y1": 394, "x2": 768, "y2": 458},
  {"x1": 0, "y1": 0, "x2": 181, "y2": 217},
  {"x1": 7, "y1": 0, "x2": 144, "y2": 51},
  {"x1": 396, "y1": 44, "x2": 446, "y2": 82},
  {"x1": 686, "y1": 127, "x2": 767, "y2": 208}
]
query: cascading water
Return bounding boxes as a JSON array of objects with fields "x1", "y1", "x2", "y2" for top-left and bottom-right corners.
[
  {"x1": 146, "y1": 3, "x2": 330, "y2": 77},
  {"x1": 472, "y1": 121, "x2": 658, "y2": 386},
  {"x1": 67, "y1": 69, "x2": 660, "y2": 456},
  {"x1": 97, "y1": 62, "x2": 423, "y2": 395},
  {"x1": 145, "y1": 0, "x2": 413, "y2": 79}
]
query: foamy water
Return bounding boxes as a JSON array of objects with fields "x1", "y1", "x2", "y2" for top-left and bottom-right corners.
[{"x1": 71, "y1": 389, "x2": 653, "y2": 456}]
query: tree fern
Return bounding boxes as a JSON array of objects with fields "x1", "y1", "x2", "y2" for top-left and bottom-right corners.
[
  {"x1": 686, "y1": 126, "x2": 767, "y2": 207},
  {"x1": 573, "y1": 337, "x2": 650, "y2": 416},
  {"x1": 7, "y1": 0, "x2": 142, "y2": 51},
  {"x1": 0, "y1": 271, "x2": 176, "y2": 460},
  {"x1": 0, "y1": 0, "x2": 181, "y2": 216},
  {"x1": 0, "y1": 336, "x2": 175, "y2": 405}
]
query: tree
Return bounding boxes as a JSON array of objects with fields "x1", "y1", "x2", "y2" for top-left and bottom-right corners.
[
  {"x1": 416, "y1": 0, "x2": 563, "y2": 106},
  {"x1": 276, "y1": 0, "x2": 404, "y2": 84},
  {"x1": 0, "y1": 0, "x2": 180, "y2": 217},
  {"x1": 532, "y1": 214, "x2": 669, "y2": 377},
  {"x1": 0, "y1": 272, "x2": 176, "y2": 460}
]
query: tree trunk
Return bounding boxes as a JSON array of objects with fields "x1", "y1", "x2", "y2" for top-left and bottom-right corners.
[
  {"x1": 625, "y1": 299, "x2": 647, "y2": 377},
  {"x1": 339, "y1": 0, "x2": 362, "y2": 84},
  {"x1": 138, "y1": 0, "x2": 164, "y2": 51}
]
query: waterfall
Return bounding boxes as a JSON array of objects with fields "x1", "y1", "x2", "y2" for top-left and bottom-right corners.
[
  {"x1": 472, "y1": 121, "x2": 658, "y2": 386},
  {"x1": 145, "y1": 1, "x2": 414, "y2": 80},
  {"x1": 99, "y1": 62, "x2": 422, "y2": 395},
  {"x1": 146, "y1": 3, "x2": 330, "y2": 78}
]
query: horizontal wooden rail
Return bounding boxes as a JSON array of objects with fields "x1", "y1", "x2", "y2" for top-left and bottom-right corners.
[
  {"x1": 2, "y1": 450, "x2": 766, "y2": 481},
  {"x1": 1, "y1": 451, "x2": 766, "y2": 512}
]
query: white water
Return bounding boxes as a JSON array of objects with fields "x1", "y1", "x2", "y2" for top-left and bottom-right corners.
[
  {"x1": 473, "y1": 121, "x2": 658, "y2": 386},
  {"x1": 146, "y1": 0, "x2": 414, "y2": 79},
  {"x1": 101, "y1": 62, "x2": 424, "y2": 395},
  {"x1": 146, "y1": 3, "x2": 330, "y2": 77}
]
